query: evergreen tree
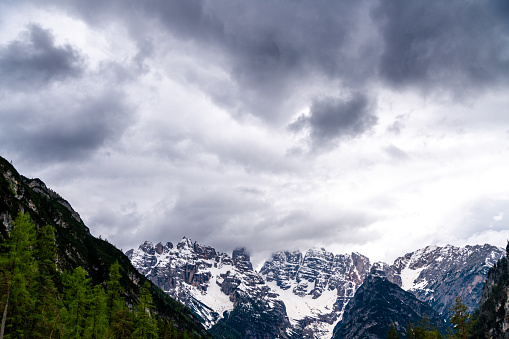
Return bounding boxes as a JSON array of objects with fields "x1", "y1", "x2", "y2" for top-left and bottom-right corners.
[
  {"x1": 33, "y1": 224, "x2": 62, "y2": 337},
  {"x1": 133, "y1": 281, "x2": 158, "y2": 338},
  {"x1": 105, "y1": 261, "x2": 133, "y2": 338},
  {"x1": 84, "y1": 284, "x2": 108, "y2": 339},
  {"x1": 0, "y1": 212, "x2": 38, "y2": 338},
  {"x1": 407, "y1": 321, "x2": 415, "y2": 339},
  {"x1": 449, "y1": 297, "x2": 470, "y2": 339},
  {"x1": 62, "y1": 266, "x2": 91, "y2": 338},
  {"x1": 388, "y1": 322, "x2": 400, "y2": 339}
]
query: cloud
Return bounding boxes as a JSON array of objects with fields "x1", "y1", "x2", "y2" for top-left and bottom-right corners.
[
  {"x1": 289, "y1": 93, "x2": 377, "y2": 150},
  {"x1": 31, "y1": 0, "x2": 379, "y2": 123},
  {"x1": 0, "y1": 24, "x2": 84, "y2": 90},
  {"x1": 372, "y1": 0, "x2": 509, "y2": 93},
  {"x1": 384, "y1": 144, "x2": 409, "y2": 161},
  {"x1": 0, "y1": 89, "x2": 132, "y2": 163},
  {"x1": 2, "y1": 0, "x2": 509, "y2": 268}
]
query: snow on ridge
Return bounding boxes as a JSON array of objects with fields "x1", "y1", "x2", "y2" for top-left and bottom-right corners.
[
  {"x1": 400, "y1": 257, "x2": 426, "y2": 291},
  {"x1": 266, "y1": 280, "x2": 339, "y2": 339}
]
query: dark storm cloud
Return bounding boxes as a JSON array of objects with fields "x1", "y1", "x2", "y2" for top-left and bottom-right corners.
[
  {"x1": 30, "y1": 0, "x2": 509, "y2": 122},
  {"x1": 289, "y1": 93, "x2": 377, "y2": 149},
  {"x1": 39, "y1": 0, "x2": 377, "y2": 122},
  {"x1": 0, "y1": 90, "x2": 132, "y2": 163},
  {"x1": 0, "y1": 24, "x2": 84, "y2": 90},
  {"x1": 372, "y1": 0, "x2": 509, "y2": 91}
]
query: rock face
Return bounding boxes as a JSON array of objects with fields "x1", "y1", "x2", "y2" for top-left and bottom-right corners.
[
  {"x1": 332, "y1": 269, "x2": 447, "y2": 339},
  {"x1": 127, "y1": 240, "x2": 503, "y2": 338},
  {"x1": 389, "y1": 244, "x2": 503, "y2": 319},
  {"x1": 126, "y1": 239, "x2": 292, "y2": 338},
  {"x1": 470, "y1": 246, "x2": 509, "y2": 338},
  {"x1": 259, "y1": 248, "x2": 372, "y2": 338}
]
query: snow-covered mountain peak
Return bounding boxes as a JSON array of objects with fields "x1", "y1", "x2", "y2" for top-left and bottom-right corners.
[
  {"x1": 176, "y1": 236, "x2": 194, "y2": 250},
  {"x1": 390, "y1": 243, "x2": 504, "y2": 317},
  {"x1": 127, "y1": 241, "x2": 504, "y2": 338}
]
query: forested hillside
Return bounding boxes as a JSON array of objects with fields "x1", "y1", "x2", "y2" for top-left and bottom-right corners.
[
  {"x1": 470, "y1": 244, "x2": 509, "y2": 338},
  {"x1": 0, "y1": 156, "x2": 211, "y2": 338}
]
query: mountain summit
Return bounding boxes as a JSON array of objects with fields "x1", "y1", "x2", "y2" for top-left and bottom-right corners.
[{"x1": 128, "y1": 238, "x2": 503, "y2": 338}]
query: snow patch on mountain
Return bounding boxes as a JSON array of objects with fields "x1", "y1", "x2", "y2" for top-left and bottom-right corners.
[
  {"x1": 400, "y1": 263, "x2": 426, "y2": 290},
  {"x1": 127, "y1": 240, "x2": 504, "y2": 337}
]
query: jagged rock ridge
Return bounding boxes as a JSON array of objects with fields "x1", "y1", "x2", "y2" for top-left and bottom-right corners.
[
  {"x1": 259, "y1": 248, "x2": 371, "y2": 337},
  {"x1": 388, "y1": 244, "x2": 503, "y2": 318},
  {"x1": 126, "y1": 239, "x2": 292, "y2": 338},
  {"x1": 332, "y1": 268, "x2": 448, "y2": 339},
  {"x1": 127, "y1": 240, "x2": 503, "y2": 338}
]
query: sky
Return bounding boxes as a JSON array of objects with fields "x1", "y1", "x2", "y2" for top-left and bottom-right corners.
[{"x1": 1, "y1": 0, "x2": 509, "y2": 268}]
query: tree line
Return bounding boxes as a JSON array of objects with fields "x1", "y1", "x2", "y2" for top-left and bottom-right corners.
[{"x1": 0, "y1": 212, "x2": 199, "y2": 338}]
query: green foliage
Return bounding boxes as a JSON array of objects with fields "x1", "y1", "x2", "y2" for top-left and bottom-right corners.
[
  {"x1": 405, "y1": 319, "x2": 444, "y2": 339},
  {"x1": 0, "y1": 212, "x2": 210, "y2": 338},
  {"x1": 84, "y1": 285, "x2": 108, "y2": 339},
  {"x1": 388, "y1": 323, "x2": 400, "y2": 339},
  {"x1": 62, "y1": 267, "x2": 91, "y2": 338},
  {"x1": 449, "y1": 297, "x2": 470, "y2": 339},
  {"x1": 134, "y1": 281, "x2": 159, "y2": 339},
  {"x1": 0, "y1": 157, "x2": 211, "y2": 338},
  {"x1": 0, "y1": 212, "x2": 39, "y2": 337}
]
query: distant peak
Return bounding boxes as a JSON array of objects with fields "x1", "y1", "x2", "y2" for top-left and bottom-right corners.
[
  {"x1": 139, "y1": 241, "x2": 155, "y2": 255},
  {"x1": 177, "y1": 237, "x2": 195, "y2": 250}
]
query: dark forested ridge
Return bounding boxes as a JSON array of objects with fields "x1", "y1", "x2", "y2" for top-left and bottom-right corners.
[
  {"x1": 470, "y1": 244, "x2": 509, "y2": 338},
  {"x1": 332, "y1": 269, "x2": 448, "y2": 339},
  {"x1": 0, "y1": 156, "x2": 211, "y2": 338}
]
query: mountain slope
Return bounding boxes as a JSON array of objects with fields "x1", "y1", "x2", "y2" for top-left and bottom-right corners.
[
  {"x1": 128, "y1": 237, "x2": 503, "y2": 338},
  {"x1": 470, "y1": 244, "x2": 509, "y2": 338},
  {"x1": 389, "y1": 244, "x2": 503, "y2": 319},
  {"x1": 127, "y1": 239, "x2": 293, "y2": 338},
  {"x1": 0, "y1": 156, "x2": 210, "y2": 337},
  {"x1": 259, "y1": 248, "x2": 371, "y2": 337},
  {"x1": 332, "y1": 269, "x2": 447, "y2": 339}
]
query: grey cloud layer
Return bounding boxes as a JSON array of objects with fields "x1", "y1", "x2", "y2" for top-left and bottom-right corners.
[
  {"x1": 1, "y1": 0, "x2": 508, "y2": 262},
  {"x1": 0, "y1": 24, "x2": 83, "y2": 89},
  {"x1": 373, "y1": 0, "x2": 509, "y2": 91},
  {"x1": 289, "y1": 93, "x2": 377, "y2": 150},
  {"x1": 0, "y1": 23, "x2": 134, "y2": 164},
  {"x1": 36, "y1": 0, "x2": 509, "y2": 143}
]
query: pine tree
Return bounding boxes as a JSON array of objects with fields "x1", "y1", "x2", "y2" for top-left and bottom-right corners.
[
  {"x1": 84, "y1": 284, "x2": 108, "y2": 339},
  {"x1": 33, "y1": 224, "x2": 62, "y2": 337},
  {"x1": 62, "y1": 266, "x2": 91, "y2": 338},
  {"x1": 388, "y1": 322, "x2": 400, "y2": 339},
  {"x1": 106, "y1": 261, "x2": 133, "y2": 338},
  {"x1": 0, "y1": 212, "x2": 38, "y2": 338},
  {"x1": 407, "y1": 321, "x2": 415, "y2": 339},
  {"x1": 449, "y1": 297, "x2": 471, "y2": 339},
  {"x1": 133, "y1": 281, "x2": 158, "y2": 338}
]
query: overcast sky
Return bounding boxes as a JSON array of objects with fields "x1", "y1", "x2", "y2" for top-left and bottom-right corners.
[{"x1": 1, "y1": 0, "x2": 509, "y2": 268}]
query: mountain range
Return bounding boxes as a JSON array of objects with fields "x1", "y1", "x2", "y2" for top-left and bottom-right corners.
[
  {"x1": 127, "y1": 238, "x2": 503, "y2": 338},
  {"x1": 2, "y1": 154, "x2": 507, "y2": 338}
]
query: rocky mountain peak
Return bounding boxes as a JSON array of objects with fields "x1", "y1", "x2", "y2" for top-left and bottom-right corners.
[
  {"x1": 388, "y1": 243, "x2": 504, "y2": 318},
  {"x1": 232, "y1": 247, "x2": 253, "y2": 271},
  {"x1": 333, "y1": 271, "x2": 447, "y2": 339},
  {"x1": 139, "y1": 240, "x2": 155, "y2": 255},
  {"x1": 128, "y1": 240, "x2": 503, "y2": 338},
  {"x1": 177, "y1": 236, "x2": 194, "y2": 250}
]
